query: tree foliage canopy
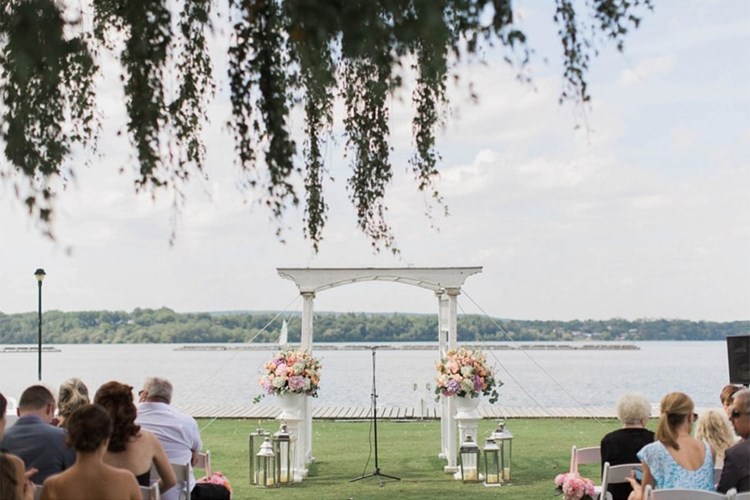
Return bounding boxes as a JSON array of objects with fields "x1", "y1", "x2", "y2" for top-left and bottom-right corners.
[{"x1": 0, "y1": 0, "x2": 652, "y2": 250}]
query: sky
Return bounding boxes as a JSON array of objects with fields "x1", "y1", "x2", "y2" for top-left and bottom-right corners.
[{"x1": 1, "y1": 1, "x2": 748, "y2": 322}]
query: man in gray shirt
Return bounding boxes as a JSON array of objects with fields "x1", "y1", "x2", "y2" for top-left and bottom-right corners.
[{"x1": 0, "y1": 385, "x2": 76, "y2": 484}]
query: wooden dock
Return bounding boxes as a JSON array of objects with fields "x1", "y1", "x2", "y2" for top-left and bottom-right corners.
[{"x1": 177, "y1": 404, "x2": 625, "y2": 420}]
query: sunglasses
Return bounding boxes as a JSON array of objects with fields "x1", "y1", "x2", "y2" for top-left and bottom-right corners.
[{"x1": 730, "y1": 409, "x2": 747, "y2": 419}]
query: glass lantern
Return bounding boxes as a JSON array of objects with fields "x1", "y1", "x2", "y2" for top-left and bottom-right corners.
[
  {"x1": 458, "y1": 435, "x2": 481, "y2": 483},
  {"x1": 483, "y1": 438, "x2": 502, "y2": 487},
  {"x1": 491, "y1": 420, "x2": 513, "y2": 482},
  {"x1": 248, "y1": 426, "x2": 270, "y2": 485},
  {"x1": 254, "y1": 437, "x2": 278, "y2": 488},
  {"x1": 272, "y1": 422, "x2": 296, "y2": 485}
]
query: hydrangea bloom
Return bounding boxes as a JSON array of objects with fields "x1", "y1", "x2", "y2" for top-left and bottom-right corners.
[
  {"x1": 258, "y1": 349, "x2": 321, "y2": 398},
  {"x1": 434, "y1": 348, "x2": 501, "y2": 403},
  {"x1": 554, "y1": 472, "x2": 595, "y2": 500}
]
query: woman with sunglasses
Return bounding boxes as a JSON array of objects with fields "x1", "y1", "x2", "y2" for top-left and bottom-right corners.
[{"x1": 626, "y1": 392, "x2": 715, "y2": 499}]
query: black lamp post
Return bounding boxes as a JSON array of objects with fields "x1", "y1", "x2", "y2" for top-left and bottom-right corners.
[{"x1": 34, "y1": 268, "x2": 46, "y2": 381}]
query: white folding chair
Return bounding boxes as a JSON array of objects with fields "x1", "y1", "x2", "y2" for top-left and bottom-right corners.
[
  {"x1": 731, "y1": 489, "x2": 750, "y2": 500},
  {"x1": 600, "y1": 461, "x2": 641, "y2": 500},
  {"x1": 195, "y1": 450, "x2": 212, "y2": 477},
  {"x1": 713, "y1": 467, "x2": 722, "y2": 486},
  {"x1": 32, "y1": 484, "x2": 43, "y2": 500},
  {"x1": 170, "y1": 462, "x2": 191, "y2": 500},
  {"x1": 140, "y1": 483, "x2": 161, "y2": 500},
  {"x1": 570, "y1": 445, "x2": 602, "y2": 473},
  {"x1": 645, "y1": 484, "x2": 729, "y2": 499}
]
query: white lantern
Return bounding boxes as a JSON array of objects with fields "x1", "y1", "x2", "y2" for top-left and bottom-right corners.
[
  {"x1": 248, "y1": 426, "x2": 270, "y2": 485},
  {"x1": 483, "y1": 438, "x2": 501, "y2": 487},
  {"x1": 491, "y1": 420, "x2": 513, "y2": 481},
  {"x1": 272, "y1": 422, "x2": 296, "y2": 485},
  {"x1": 458, "y1": 435, "x2": 481, "y2": 483},
  {"x1": 255, "y1": 437, "x2": 278, "y2": 487}
]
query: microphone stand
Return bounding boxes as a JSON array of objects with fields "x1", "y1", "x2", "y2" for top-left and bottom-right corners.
[{"x1": 350, "y1": 347, "x2": 400, "y2": 484}]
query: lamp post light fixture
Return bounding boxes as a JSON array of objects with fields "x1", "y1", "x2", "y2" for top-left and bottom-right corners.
[
  {"x1": 458, "y1": 435, "x2": 481, "y2": 483},
  {"x1": 34, "y1": 268, "x2": 46, "y2": 381},
  {"x1": 483, "y1": 438, "x2": 502, "y2": 487},
  {"x1": 491, "y1": 419, "x2": 513, "y2": 482}
]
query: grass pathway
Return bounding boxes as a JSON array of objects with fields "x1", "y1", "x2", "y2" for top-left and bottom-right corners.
[{"x1": 198, "y1": 417, "x2": 622, "y2": 499}]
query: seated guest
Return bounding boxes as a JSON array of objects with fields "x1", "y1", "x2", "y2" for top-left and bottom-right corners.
[
  {"x1": 720, "y1": 384, "x2": 743, "y2": 419},
  {"x1": 695, "y1": 410, "x2": 734, "y2": 468},
  {"x1": 0, "y1": 385, "x2": 75, "y2": 484},
  {"x1": 717, "y1": 388, "x2": 750, "y2": 493},
  {"x1": 136, "y1": 377, "x2": 202, "y2": 500},
  {"x1": 601, "y1": 392, "x2": 654, "y2": 500},
  {"x1": 41, "y1": 404, "x2": 141, "y2": 500},
  {"x1": 94, "y1": 381, "x2": 176, "y2": 494},
  {"x1": 627, "y1": 392, "x2": 714, "y2": 500},
  {"x1": 1, "y1": 392, "x2": 35, "y2": 500},
  {"x1": 56, "y1": 378, "x2": 90, "y2": 429}
]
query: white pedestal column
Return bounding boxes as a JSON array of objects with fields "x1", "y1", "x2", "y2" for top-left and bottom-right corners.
[
  {"x1": 453, "y1": 397, "x2": 482, "y2": 481},
  {"x1": 276, "y1": 394, "x2": 307, "y2": 481}
]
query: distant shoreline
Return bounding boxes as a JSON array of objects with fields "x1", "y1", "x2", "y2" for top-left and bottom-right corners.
[{"x1": 174, "y1": 343, "x2": 639, "y2": 351}]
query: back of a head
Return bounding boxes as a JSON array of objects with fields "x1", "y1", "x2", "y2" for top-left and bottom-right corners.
[
  {"x1": 94, "y1": 381, "x2": 140, "y2": 453},
  {"x1": 616, "y1": 392, "x2": 651, "y2": 425},
  {"x1": 66, "y1": 404, "x2": 112, "y2": 452},
  {"x1": 0, "y1": 453, "x2": 18, "y2": 500},
  {"x1": 695, "y1": 409, "x2": 734, "y2": 453},
  {"x1": 656, "y1": 392, "x2": 694, "y2": 450},
  {"x1": 58, "y1": 378, "x2": 90, "y2": 421},
  {"x1": 0, "y1": 392, "x2": 6, "y2": 416},
  {"x1": 18, "y1": 385, "x2": 54, "y2": 410},
  {"x1": 143, "y1": 376, "x2": 173, "y2": 403}
]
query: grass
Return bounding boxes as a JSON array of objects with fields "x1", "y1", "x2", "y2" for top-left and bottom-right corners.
[{"x1": 198, "y1": 417, "x2": 624, "y2": 499}]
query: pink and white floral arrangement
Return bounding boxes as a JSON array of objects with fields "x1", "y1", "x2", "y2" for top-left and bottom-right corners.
[
  {"x1": 554, "y1": 472, "x2": 596, "y2": 500},
  {"x1": 258, "y1": 349, "x2": 321, "y2": 398},
  {"x1": 434, "y1": 347, "x2": 501, "y2": 403}
]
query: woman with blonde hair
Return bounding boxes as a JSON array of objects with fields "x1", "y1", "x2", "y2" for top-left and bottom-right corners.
[
  {"x1": 627, "y1": 392, "x2": 715, "y2": 499},
  {"x1": 56, "y1": 378, "x2": 90, "y2": 428},
  {"x1": 695, "y1": 410, "x2": 735, "y2": 468}
]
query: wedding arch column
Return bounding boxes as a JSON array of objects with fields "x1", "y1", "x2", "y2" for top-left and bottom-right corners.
[{"x1": 277, "y1": 267, "x2": 482, "y2": 474}]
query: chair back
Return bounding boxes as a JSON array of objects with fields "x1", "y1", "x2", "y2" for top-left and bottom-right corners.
[
  {"x1": 732, "y1": 490, "x2": 750, "y2": 500},
  {"x1": 171, "y1": 462, "x2": 191, "y2": 500},
  {"x1": 601, "y1": 461, "x2": 641, "y2": 499},
  {"x1": 196, "y1": 450, "x2": 212, "y2": 477},
  {"x1": 570, "y1": 445, "x2": 602, "y2": 473},
  {"x1": 140, "y1": 483, "x2": 161, "y2": 500},
  {"x1": 32, "y1": 484, "x2": 43, "y2": 500},
  {"x1": 645, "y1": 484, "x2": 729, "y2": 499}
]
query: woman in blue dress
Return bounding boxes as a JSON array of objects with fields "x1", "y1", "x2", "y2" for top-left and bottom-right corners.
[{"x1": 627, "y1": 392, "x2": 715, "y2": 499}]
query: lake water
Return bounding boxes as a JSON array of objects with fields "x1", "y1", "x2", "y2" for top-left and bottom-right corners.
[{"x1": 0, "y1": 342, "x2": 731, "y2": 412}]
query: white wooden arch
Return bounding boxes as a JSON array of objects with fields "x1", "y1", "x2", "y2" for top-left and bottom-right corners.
[{"x1": 277, "y1": 266, "x2": 482, "y2": 474}]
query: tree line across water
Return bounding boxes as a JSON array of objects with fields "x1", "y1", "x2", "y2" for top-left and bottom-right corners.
[{"x1": 0, "y1": 308, "x2": 747, "y2": 345}]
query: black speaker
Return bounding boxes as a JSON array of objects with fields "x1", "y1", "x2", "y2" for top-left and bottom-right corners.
[{"x1": 727, "y1": 335, "x2": 750, "y2": 385}]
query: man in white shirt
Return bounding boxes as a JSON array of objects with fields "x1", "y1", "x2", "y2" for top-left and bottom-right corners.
[{"x1": 136, "y1": 377, "x2": 202, "y2": 500}]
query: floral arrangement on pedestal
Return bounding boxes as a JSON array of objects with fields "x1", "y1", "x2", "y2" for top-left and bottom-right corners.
[
  {"x1": 434, "y1": 347, "x2": 501, "y2": 403},
  {"x1": 257, "y1": 349, "x2": 321, "y2": 399},
  {"x1": 554, "y1": 472, "x2": 596, "y2": 500}
]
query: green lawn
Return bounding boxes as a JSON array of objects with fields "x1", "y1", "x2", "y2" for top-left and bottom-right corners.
[{"x1": 198, "y1": 417, "x2": 624, "y2": 499}]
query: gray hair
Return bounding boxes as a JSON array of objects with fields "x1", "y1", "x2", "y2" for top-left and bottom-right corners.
[
  {"x1": 143, "y1": 377, "x2": 173, "y2": 403},
  {"x1": 734, "y1": 388, "x2": 750, "y2": 412},
  {"x1": 616, "y1": 392, "x2": 651, "y2": 425}
]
